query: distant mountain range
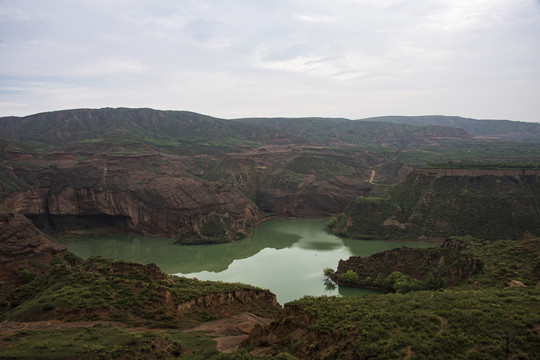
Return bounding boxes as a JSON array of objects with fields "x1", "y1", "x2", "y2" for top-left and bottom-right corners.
[{"x1": 361, "y1": 115, "x2": 540, "y2": 142}]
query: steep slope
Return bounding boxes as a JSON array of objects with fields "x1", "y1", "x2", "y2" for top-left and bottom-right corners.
[
  {"x1": 243, "y1": 287, "x2": 540, "y2": 359},
  {"x1": 328, "y1": 167, "x2": 540, "y2": 240},
  {"x1": 332, "y1": 238, "x2": 484, "y2": 291},
  {"x1": 331, "y1": 236, "x2": 540, "y2": 292},
  {"x1": 0, "y1": 211, "x2": 66, "y2": 285},
  {"x1": 0, "y1": 214, "x2": 282, "y2": 359},
  {"x1": 0, "y1": 109, "x2": 377, "y2": 240},
  {"x1": 0, "y1": 154, "x2": 260, "y2": 242}
]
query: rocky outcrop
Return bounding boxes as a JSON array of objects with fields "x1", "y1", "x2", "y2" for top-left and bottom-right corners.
[
  {"x1": 335, "y1": 238, "x2": 483, "y2": 288},
  {"x1": 1, "y1": 142, "x2": 372, "y2": 241},
  {"x1": 242, "y1": 303, "x2": 350, "y2": 359},
  {"x1": 1, "y1": 156, "x2": 260, "y2": 241},
  {"x1": 0, "y1": 211, "x2": 66, "y2": 285},
  {"x1": 329, "y1": 168, "x2": 540, "y2": 240},
  {"x1": 256, "y1": 175, "x2": 371, "y2": 217},
  {"x1": 83, "y1": 259, "x2": 172, "y2": 283},
  {"x1": 177, "y1": 289, "x2": 278, "y2": 316}
]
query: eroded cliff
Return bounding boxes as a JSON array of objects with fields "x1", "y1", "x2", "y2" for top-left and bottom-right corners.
[
  {"x1": 0, "y1": 211, "x2": 66, "y2": 285},
  {"x1": 329, "y1": 168, "x2": 540, "y2": 240},
  {"x1": 333, "y1": 238, "x2": 483, "y2": 290},
  {"x1": 1, "y1": 154, "x2": 261, "y2": 242}
]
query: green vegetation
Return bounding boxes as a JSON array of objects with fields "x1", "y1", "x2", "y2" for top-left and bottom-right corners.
[
  {"x1": 337, "y1": 270, "x2": 360, "y2": 284},
  {"x1": 426, "y1": 160, "x2": 540, "y2": 169},
  {"x1": 0, "y1": 324, "x2": 199, "y2": 359},
  {"x1": 3, "y1": 108, "x2": 540, "y2": 358},
  {"x1": 0, "y1": 256, "x2": 272, "y2": 329},
  {"x1": 283, "y1": 150, "x2": 368, "y2": 181},
  {"x1": 0, "y1": 166, "x2": 30, "y2": 196},
  {"x1": 0, "y1": 254, "x2": 285, "y2": 359},
  {"x1": 328, "y1": 236, "x2": 539, "y2": 295},
  {"x1": 458, "y1": 236, "x2": 540, "y2": 288},
  {"x1": 329, "y1": 167, "x2": 540, "y2": 240},
  {"x1": 176, "y1": 212, "x2": 249, "y2": 245},
  {"x1": 282, "y1": 287, "x2": 540, "y2": 359}
]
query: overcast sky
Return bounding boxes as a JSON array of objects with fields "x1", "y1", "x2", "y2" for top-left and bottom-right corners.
[{"x1": 1, "y1": 0, "x2": 539, "y2": 122}]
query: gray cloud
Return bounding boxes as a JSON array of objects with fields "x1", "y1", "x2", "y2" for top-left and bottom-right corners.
[{"x1": 1, "y1": 0, "x2": 539, "y2": 122}]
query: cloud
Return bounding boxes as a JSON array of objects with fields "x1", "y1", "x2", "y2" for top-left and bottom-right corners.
[{"x1": 0, "y1": 0, "x2": 539, "y2": 122}]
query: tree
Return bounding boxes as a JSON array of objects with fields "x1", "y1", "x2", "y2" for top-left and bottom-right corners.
[{"x1": 339, "y1": 270, "x2": 359, "y2": 284}]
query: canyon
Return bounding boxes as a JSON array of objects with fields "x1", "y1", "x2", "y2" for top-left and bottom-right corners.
[{"x1": 2, "y1": 108, "x2": 539, "y2": 243}]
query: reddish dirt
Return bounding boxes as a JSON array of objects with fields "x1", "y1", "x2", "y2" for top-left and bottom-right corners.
[{"x1": 184, "y1": 312, "x2": 273, "y2": 353}]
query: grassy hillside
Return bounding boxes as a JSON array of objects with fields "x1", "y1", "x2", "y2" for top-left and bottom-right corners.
[
  {"x1": 234, "y1": 117, "x2": 470, "y2": 147},
  {"x1": 362, "y1": 115, "x2": 540, "y2": 142},
  {"x1": 243, "y1": 235, "x2": 540, "y2": 359},
  {"x1": 245, "y1": 287, "x2": 540, "y2": 359},
  {"x1": 0, "y1": 254, "x2": 282, "y2": 359}
]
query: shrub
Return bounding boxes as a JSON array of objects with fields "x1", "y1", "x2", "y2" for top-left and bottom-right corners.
[{"x1": 339, "y1": 270, "x2": 360, "y2": 284}]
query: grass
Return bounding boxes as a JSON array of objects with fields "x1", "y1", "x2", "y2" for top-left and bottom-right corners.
[
  {"x1": 459, "y1": 236, "x2": 540, "y2": 288},
  {"x1": 270, "y1": 287, "x2": 540, "y2": 359},
  {"x1": 329, "y1": 236, "x2": 539, "y2": 295},
  {"x1": 0, "y1": 323, "x2": 217, "y2": 359},
  {"x1": 0, "y1": 256, "x2": 272, "y2": 329}
]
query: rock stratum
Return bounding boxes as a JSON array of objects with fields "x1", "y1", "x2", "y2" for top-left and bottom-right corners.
[
  {"x1": 333, "y1": 238, "x2": 484, "y2": 291},
  {"x1": 0, "y1": 210, "x2": 66, "y2": 285},
  {"x1": 329, "y1": 167, "x2": 540, "y2": 241}
]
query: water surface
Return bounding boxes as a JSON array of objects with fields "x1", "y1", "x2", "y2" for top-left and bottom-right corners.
[{"x1": 55, "y1": 218, "x2": 434, "y2": 304}]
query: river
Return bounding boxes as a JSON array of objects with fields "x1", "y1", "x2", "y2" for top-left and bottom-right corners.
[{"x1": 54, "y1": 218, "x2": 434, "y2": 304}]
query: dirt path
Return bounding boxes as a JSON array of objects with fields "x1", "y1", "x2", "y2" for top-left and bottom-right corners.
[
  {"x1": 369, "y1": 169, "x2": 376, "y2": 184},
  {"x1": 436, "y1": 315, "x2": 448, "y2": 336},
  {"x1": 184, "y1": 312, "x2": 273, "y2": 353},
  {"x1": 1, "y1": 313, "x2": 274, "y2": 354}
]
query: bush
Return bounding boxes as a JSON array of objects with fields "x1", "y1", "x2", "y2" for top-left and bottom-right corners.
[
  {"x1": 339, "y1": 270, "x2": 359, "y2": 284},
  {"x1": 323, "y1": 268, "x2": 335, "y2": 277},
  {"x1": 17, "y1": 267, "x2": 36, "y2": 284}
]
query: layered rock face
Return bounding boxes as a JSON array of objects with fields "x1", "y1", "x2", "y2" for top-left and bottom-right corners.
[
  {"x1": 330, "y1": 168, "x2": 540, "y2": 240},
  {"x1": 0, "y1": 211, "x2": 66, "y2": 285},
  {"x1": 1, "y1": 145, "x2": 372, "y2": 241},
  {"x1": 335, "y1": 238, "x2": 483, "y2": 287},
  {"x1": 1, "y1": 156, "x2": 260, "y2": 241},
  {"x1": 255, "y1": 175, "x2": 371, "y2": 217},
  {"x1": 177, "y1": 289, "x2": 278, "y2": 315}
]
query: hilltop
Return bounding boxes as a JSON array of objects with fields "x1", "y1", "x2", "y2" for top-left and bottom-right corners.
[{"x1": 361, "y1": 115, "x2": 540, "y2": 143}]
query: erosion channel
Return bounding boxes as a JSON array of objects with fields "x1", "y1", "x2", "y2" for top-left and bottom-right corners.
[{"x1": 53, "y1": 218, "x2": 434, "y2": 304}]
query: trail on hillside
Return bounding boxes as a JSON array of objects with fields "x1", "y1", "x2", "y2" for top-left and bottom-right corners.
[{"x1": 369, "y1": 169, "x2": 376, "y2": 184}]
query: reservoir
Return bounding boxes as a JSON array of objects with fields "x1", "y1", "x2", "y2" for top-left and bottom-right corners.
[{"x1": 54, "y1": 218, "x2": 434, "y2": 304}]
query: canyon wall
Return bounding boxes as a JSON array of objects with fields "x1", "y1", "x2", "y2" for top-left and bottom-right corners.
[{"x1": 329, "y1": 168, "x2": 540, "y2": 240}]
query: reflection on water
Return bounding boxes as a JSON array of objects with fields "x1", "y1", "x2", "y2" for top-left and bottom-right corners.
[{"x1": 54, "y1": 218, "x2": 434, "y2": 304}]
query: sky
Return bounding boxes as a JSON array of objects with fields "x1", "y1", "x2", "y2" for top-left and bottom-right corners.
[{"x1": 1, "y1": 0, "x2": 539, "y2": 122}]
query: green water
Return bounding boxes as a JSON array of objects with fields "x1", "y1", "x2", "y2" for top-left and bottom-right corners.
[{"x1": 54, "y1": 218, "x2": 434, "y2": 304}]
